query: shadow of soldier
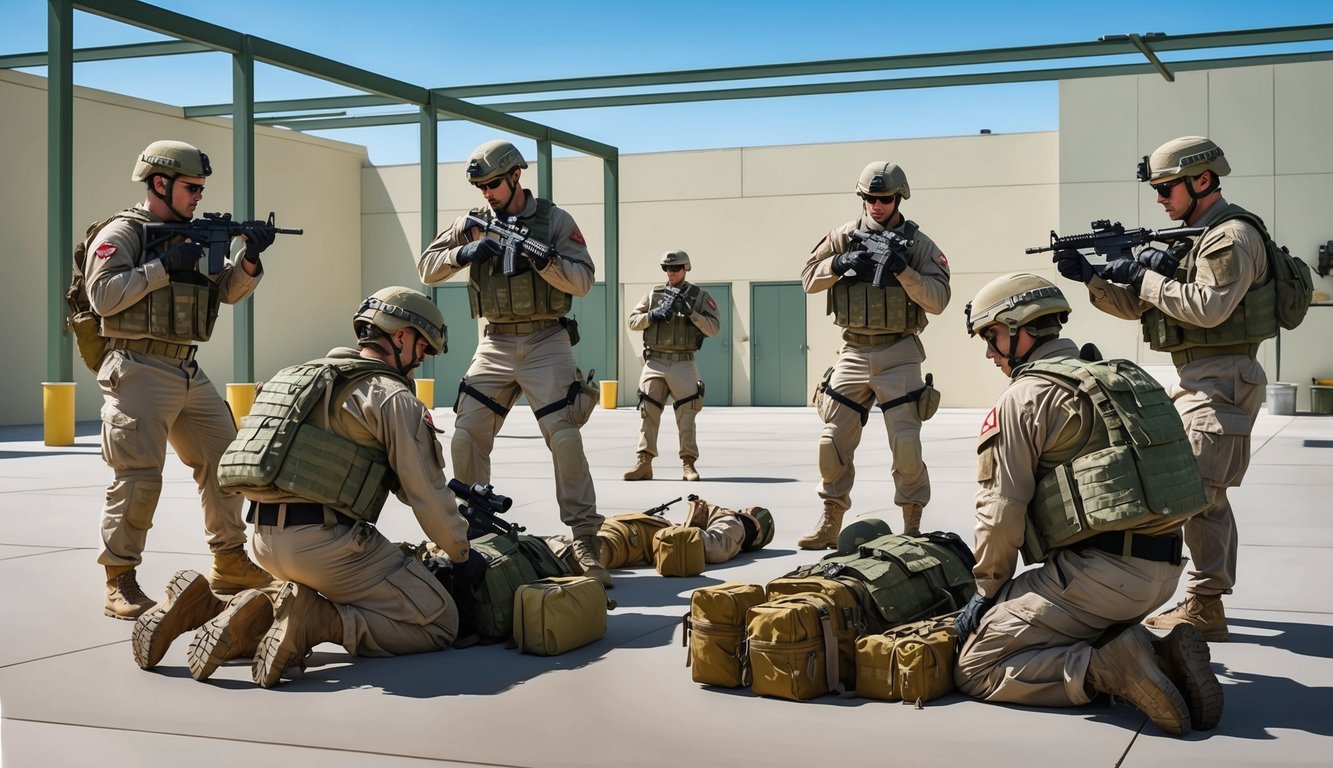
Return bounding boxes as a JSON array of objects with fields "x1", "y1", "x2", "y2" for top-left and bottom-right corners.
[
  {"x1": 1207, "y1": 669, "x2": 1333, "y2": 740},
  {"x1": 1225, "y1": 617, "x2": 1333, "y2": 660}
]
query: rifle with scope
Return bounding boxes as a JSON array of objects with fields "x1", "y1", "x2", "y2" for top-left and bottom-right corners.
[
  {"x1": 448, "y1": 478, "x2": 524, "y2": 540},
  {"x1": 464, "y1": 214, "x2": 552, "y2": 277},
  {"x1": 142, "y1": 211, "x2": 302, "y2": 275}
]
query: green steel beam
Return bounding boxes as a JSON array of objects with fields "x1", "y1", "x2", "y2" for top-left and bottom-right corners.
[
  {"x1": 420, "y1": 97, "x2": 439, "y2": 381},
  {"x1": 536, "y1": 140, "x2": 553, "y2": 201},
  {"x1": 187, "y1": 94, "x2": 394, "y2": 118},
  {"x1": 1127, "y1": 34, "x2": 1175, "y2": 82},
  {"x1": 233, "y1": 37, "x2": 255, "y2": 382},
  {"x1": 0, "y1": 39, "x2": 207, "y2": 69},
  {"x1": 76, "y1": 0, "x2": 243, "y2": 52},
  {"x1": 47, "y1": 0, "x2": 74, "y2": 383},
  {"x1": 603, "y1": 156, "x2": 619, "y2": 379}
]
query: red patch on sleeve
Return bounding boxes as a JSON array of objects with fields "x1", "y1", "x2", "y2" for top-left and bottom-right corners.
[
  {"x1": 568, "y1": 228, "x2": 586, "y2": 245},
  {"x1": 980, "y1": 407, "x2": 998, "y2": 437},
  {"x1": 707, "y1": 297, "x2": 717, "y2": 310},
  {"x1": 94, "y1": 243, "x2": 117, "y2": 259},
  {"x1": 422, "y1": 409, "x2": 445, "y2": 435},
  {"x1": 936, "y1": 252, "x2": 948, "y2": 266}
]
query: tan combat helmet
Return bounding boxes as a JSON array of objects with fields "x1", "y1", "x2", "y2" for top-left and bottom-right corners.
[
  {"x1": 354, "y1": 286, "x2": 448, "y2": 355},
  {"x1": 466, "y1": 140, "x2": 528, "y2": 183},
  {"x1": 856, "y1": 161, "x2": 910, "y2": 199},
  {"x1": 131, "y1": 140, "x2": 212, "y2": 181},
  {"x1": 965, "y1": 272, "x2": 1071, "y2": 338},
  {"x1": 660, "y1": 250, "x2": 692, "y2": 272},
  {"x1": 1137, "y1": 136, "x2": 1230, "y2": 184}
]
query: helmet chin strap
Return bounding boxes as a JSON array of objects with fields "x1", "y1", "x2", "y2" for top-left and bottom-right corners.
[
  {"x1": 1179, "y1": 172, "x2": 1219, "y2": 223},
  {"x1": 986, "y1": 327, "x2": 1037, "y2": 372},
  {"x1": 151, "y1": 175, "x2": 192, "y2": 222},
  {"x1": 386, "y1": 330, "x2": 421, "y2": 376}
]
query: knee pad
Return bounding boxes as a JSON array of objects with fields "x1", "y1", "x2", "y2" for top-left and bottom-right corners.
[
  {"x1": 125, "y1": 478, "x2": 163, "y2": 530},
  {"x1": 550, "y1": 428, "x2": 585, "y2": 461},
  {"x1": 818, "y1": 435, "x2": 844, "y2": 477}
]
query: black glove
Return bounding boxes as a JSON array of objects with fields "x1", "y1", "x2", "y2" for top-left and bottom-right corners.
[
  {"x1": 1101, "y1": 257, "x2": 1147, "y2": 290},
  {"x1": 882, "y1": 249, "x2": 908, "y2": 275},
  {"x1": 1054, "y1": 248, "x2": 1094, "y2": 284},
  {"x1": 456, "y1": 549, "x2": 489, "y2": 586},
  {"x1": 241, "y1": 221, "x2": 275, "y2": 263},
  {"x1": 524, "y1": 242, "x2": 552, "y2": 271},
  {"x1": 647, "y1": 304, "x2": 673, "y2": 323},
  {"x1": 458, "y1": 237, "x2": 502, "y2": 266},
  {"x1": 159, "y1": 241, "x2": 205, "y2": 273},
  {"x1": 955, "y1": 592, "x2": 996, "y2": 646},
  {"x1": 673, "y1": 296, "x2": 693, "y2": 316},
  {"x1": 1136, "y1": 246, "x2": 1181, "y2": 278},
  {"x1": 831, "y1": 250, "x2": 869, "y2": 276}
]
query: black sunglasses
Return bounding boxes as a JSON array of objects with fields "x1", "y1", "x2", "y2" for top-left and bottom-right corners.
[
  {"x1": 859, "y1": 193, "x2": 895, "y2": 205},
  {"x1": 471, "y1": 176, "x2": 507, "y2": 191},
  {"x1": 1150, "y1": 178, "x2": 1185, "y2": 197},
  {"x1": 178, "y1": 181, "x2": 205, "y2": 195},
  {"x1": 663, "y1": 265, "x2": 685, "y2": 272}
]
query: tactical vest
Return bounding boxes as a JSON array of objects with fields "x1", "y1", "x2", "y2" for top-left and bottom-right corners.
[
  {"x1": 643, "y1": 283, "x2": 705, "y2": 352},
  {"x1": 1016, "y1": 357, "x2": 1207, "y2": 563},
  {"x1": 467, "y1": 198, "x2": 572, "y2": 321},
  {"x1": 218, "y1": 357, "x2": 408, "y2": 524},
  {"x1": 826, "y1": 220, "x2": 927, "y2": 334},
  {"x1": 67, "y1": 207, "x2": 155, "y2": 371},
  {"x1": 1141, "y1": 203, "x2": 1277, "y2": 353}
]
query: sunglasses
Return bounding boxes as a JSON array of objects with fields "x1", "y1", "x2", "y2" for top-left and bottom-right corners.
[
  {"x1": 663, "y1": 265, "x2": 685, "y2": 273},
  {"x1": 1150, "y1": 178, "x2": 1185, "y2": 197},
  {"x1": 180, "y1": 182, "x2": 205, "y2": 195},
  {"x1": 859, "y1": 193, "x2": 895, "y2": 205},
  {"x1": 980, "y1": 327, "x2": 998, "y2": 344},
  {"x1": 471, "y1": 176, "x2": 507, "y2": 191}
]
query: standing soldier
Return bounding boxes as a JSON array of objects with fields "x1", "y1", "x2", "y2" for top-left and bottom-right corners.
[
  {"x1": 417, "y1": 140, "x2": 609, "y2": 587},
  {"x1": 624, "y1": 250, "x2": 721, "y2": 481},
  {"x1": 84, "y1": 140, "x2": 275, "y2": 619},
  {"x1": 954, "y1": 273, "x2": 1222, "y2": 736},
  {"x1": 1056, "y1": 137, "x2": 1268, "y2": 641},
  {"x1": 798, "y1": 161, "x2": 951, "y2": 547}
]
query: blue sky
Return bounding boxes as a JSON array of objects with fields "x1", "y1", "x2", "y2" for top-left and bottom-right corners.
[{"x1": 4, "y1": 0, "x2": 1331, "y2": 165}]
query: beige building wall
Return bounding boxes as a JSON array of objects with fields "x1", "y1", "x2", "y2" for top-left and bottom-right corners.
[
  {"x1": 2, "y1": 68, "x2": 367, "y2": 426},
  {"x1": 1060, "y1": 62, "x2": 1333, "y2": 410}
]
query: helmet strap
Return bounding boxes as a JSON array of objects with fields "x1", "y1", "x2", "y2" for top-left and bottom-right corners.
[{"x1": 151, "y1": 175, "x2": 192, "y2": 222}]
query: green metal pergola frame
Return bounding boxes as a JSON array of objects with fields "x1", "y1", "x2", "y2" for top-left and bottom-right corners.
[{"x1": 17, "y1": 2, "x2": 1333, "y2": 386}]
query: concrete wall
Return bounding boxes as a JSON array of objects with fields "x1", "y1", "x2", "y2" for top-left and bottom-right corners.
[
  {"x1": 2, "y1": 68, "x2": 368, "y2": 425},
  {"x1": 1060, "y1": 62, "x2": 1333, "y2": 410}
]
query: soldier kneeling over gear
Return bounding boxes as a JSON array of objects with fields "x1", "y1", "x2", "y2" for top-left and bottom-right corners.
[{"x1": 953, "y1": 273, "x2": 1223, "y2": 735}]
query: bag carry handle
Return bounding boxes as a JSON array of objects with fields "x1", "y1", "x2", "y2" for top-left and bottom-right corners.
[
  {"x1": 682, "y1": 614, "x2": 692, "y2": 667},
  {"x1": 819, "y1": 609, "x2": 849, "y2": 696}
]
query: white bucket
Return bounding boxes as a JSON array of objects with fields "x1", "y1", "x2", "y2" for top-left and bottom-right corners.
[{"x1": 1265, "y1": 382, "x2": 1297, "y2": 416}]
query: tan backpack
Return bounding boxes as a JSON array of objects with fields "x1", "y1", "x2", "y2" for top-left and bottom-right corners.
[
  {"x1": 683, "y1": 582, "x2": 765, "y2": 688},
  {"x1": 653, "y1": 525, "x2": 705, "y2": 576}
]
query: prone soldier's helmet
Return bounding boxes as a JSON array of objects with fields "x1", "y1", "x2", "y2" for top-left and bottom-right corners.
[
  {"x1": 741, "y1": 508, "x2": 775, "y2": 551},
  {"x1": 836, "y1": 518, "x2": 894, "y2": 556},
  {"x1": 660, "y1": 250, "x2": 692, "y2": 272},
  {"x1": 965, "y1": 272, "x2": 1071, "y2": 338},
  {"x1": 856, "y1": 161, "x2": 910, "y2": 199},
  {"x1": 1137, "y1": 136, "x2": 1230, "y2": 184},
  {"x1": 353, "y1": 286, "x2": 448, "y2": 356},
  {"x1": 466, "y1": 140, "x2": 528, "y2": 183},
  {"x1": 131, "y1": 140, "x2": 212, "y2": 181}
]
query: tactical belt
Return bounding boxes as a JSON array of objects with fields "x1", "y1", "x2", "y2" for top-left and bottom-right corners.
[
  {"x1": 456, "y1": 380, "x2": 511, "y2": 417},
  {"x1": 247, "y1": 501, "x2": 356, "y2": 528},
  {"x1": 819, "y1": 383, "x2": 872, "y2": 426},
  {"x1": 877, "y1": 374, "x2": 934, "y2": 412},
  {"x1": 841, "y1": 330, "x2": 906, "y2": 346},
  {"x1": 106, "y1": 336, "x2": 197, "y2": 361},
  {"x1": 534, "y1": 379, "x2": 583, "y2": 419},
  {"x1": 637, "y1": 388, "x2": 664, "y2": 411},
  {"x1": 673, "y1": 389, "x2": 703, "y2": 409},
  {"x1": 485, "y1": 319, "x2": 558, "y2": 336},
  {"x1": 1171, "y1": 343, "x2": 1259, "y2": 367},
  {"x1": 1075, "y1": 531, "x2": 1183, "y2": 565},
  {"x1": 644, "y1": 349, "x2": 695, "y2": 362}
]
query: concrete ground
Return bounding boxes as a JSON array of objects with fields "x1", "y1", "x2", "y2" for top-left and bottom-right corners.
[{"x1": 2, "y1": 403, "x2": 1330, "y2": 767}]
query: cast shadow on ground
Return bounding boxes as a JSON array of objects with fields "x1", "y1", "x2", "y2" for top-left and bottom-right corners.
[{"x1": 1226, "y1": 617, "x2": 1333, "y2": 660}]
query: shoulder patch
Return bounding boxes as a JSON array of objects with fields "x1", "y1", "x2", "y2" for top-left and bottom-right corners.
[
  {"x1": 94, "y1": 242, "x2": 117, "y2": 259},
  {"x1": 706, "y1": 296, "x2": 717, "y2": 310},
  {"x1": 568, "y1": 228, "x2": 586, "y2": 245},
  {"x1": 936, "y1": 252, "x2": 948, "y2": 266},
  {"x1": 978, "y1": 407, "x2": 1000, "y2": 445},
  {"x1": 422, "y1": 408, "x2": 445, "y2": 435}
]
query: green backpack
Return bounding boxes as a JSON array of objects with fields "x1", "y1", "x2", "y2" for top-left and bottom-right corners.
[{"x1": 1216, "y1": 208, "x2": 1313, "y2": 330}]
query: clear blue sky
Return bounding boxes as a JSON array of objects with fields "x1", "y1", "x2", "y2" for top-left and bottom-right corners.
[{"x1": 5, "y1": 1, "x2": 1332, "y2": 165}]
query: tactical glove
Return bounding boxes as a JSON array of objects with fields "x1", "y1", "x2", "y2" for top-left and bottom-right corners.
[
  {"x1": 241, "y1": 221, "x2": 275, "y2": 263},
  {"x1": 457, "y1": 549, "x2": 489, "y2": 586},
  {"x1": 831, "y1": 250, "x2": 869, "y2": 276},
  {"x1": 647, "y1": 304, "x2": 673, "y2": 323},
  {"x1": 159, "y1": 241, "x2": 206, "y2": 273},
  {"x1": 883, "y1": 249, "x2": 909, "y2": 275},
  {"x1": 1054, "y1": 249, "x2": 1094, "y2": 284},
  {"x1": 458, "y1": 237, "x2": 502, "y2": 266},
  {"x1": 1101, "y1": 257, "x2": 1147, "y2": 291},
  {"x1": 1137, "y1": 245, "x2": 1182, "y2": 278},
  {"x1": 955, "y1": 592, "x2": 996, "y2": 646},
  {"x1": 524, "y1": 242, "x2": 552, "y2": 271}
]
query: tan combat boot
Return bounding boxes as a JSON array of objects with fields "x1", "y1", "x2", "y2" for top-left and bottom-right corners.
[
  {"x1": 1086, "y1": 625, "x2": 1190, "y2": 736},
  {"x1": 105, "y1": 565, "x2": 156, "y2": 620},
  {"x1": 208, "y1": 547, "x2": 277, "y2": 595},
  {"x1": 188, "y1": 589, "x2": 275, "y2": 681},
  {"x1": 1143, "y1": 594, "x2": 1228, "y2": 642},
  {"x1": 623, "y1": 451, "x2": 653, "y2": 481},
  {"x1": 252, "y1": 582, "x2": 343, "y2": 688},
  {"x1": 796, "y1": 503, "x2": 845, "y2": 551},
  {"x1": 682, "y1": 459, "x2": 700, "y2": 482},
  {"x1": 1152, "y1": 624, "x2": 1224, "y2": 731},
  {"x1": 901, "y1": 504, "x2": 923, "y2": 536},
  {"x1": 572, "y1": 535, "x2": 614, "y2": 589},
  {"x1": 132, "y1": 570, "x2": 225, "y2": 670}
]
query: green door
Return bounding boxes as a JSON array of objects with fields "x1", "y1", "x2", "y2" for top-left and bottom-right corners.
[
  {"x1": 751, "y1": 282, "x2": 807, "y2": 406},
  {"x1": 695, "y1": 282, "x2": 732, "y2": 406},
  {"x1": 434, "y1": 284, "x2": 477, "y2": 403},
  {"x1": 570, "y1": 283, "x2": 609, "y2": 383}
]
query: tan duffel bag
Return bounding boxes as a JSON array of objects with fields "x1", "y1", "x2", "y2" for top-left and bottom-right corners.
[
  {"x1": 855, "y1": 613, "x2": 959, "y2": 704},
  {"x1": 747, "y1": 593, "x2": 843, "y2": 701},
  {"x1": 683, "y1": 582, "x2": 766, "y2": 687},
  {"x1": 653, "y1": 525, "x2": 705, "y2": 576},
  {"x1": 511, "y1": 576, "x2": 611, "y2": 656}
]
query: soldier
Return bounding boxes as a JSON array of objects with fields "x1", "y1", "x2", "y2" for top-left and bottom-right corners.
[
  {"x1": 86, "y1": 140, "x2": 275, "y2": 619},
  {"x1": 417, "y1": 140, "x2": 608, "y2": 588},
  {"x1": 624, "y1": 250, "x2": 721, "y2": 482},
  {"x1": 954, "y1": 273, "x2": 1222, "y2": 736},
  {"x1": 682, "y1": 498, "x2": 774, "y2": 565},
  {"x1": 798, "y1": 161, "x2": 951, "y2": 547},
  {"x1": 133, "y1": 287, "x2": 484, "y2": 687},
  {"x1": 1056, "y1": 137, "x2": 1269, "y2": 642}
]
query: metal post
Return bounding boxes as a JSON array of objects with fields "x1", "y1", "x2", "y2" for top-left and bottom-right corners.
[
  {"x1": 232, "y1": 35, "x2": 255, "y2": 381},
  {"x1": 603, "y1": 154, "x2": 620, "y2": 377},
  {"x1": 47, "y1": 0, "x2": 74, "y2": 383},
  {"x1": 536, "y1": 139, "x2": 553, "y2": 201},
  {"x1": 420, "y1": 97, "x2": 439, "y2": 379}
]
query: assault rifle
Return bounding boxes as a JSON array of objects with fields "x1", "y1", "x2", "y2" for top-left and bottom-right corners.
[
  {"x1": 656, "y1": 285, "x2": 689, "y2": 317},
  {"x1": 848, "y1": 229, "x2": 915, "y2": 289},
  {"x1": 1026, "y1": 219, "x2": 1204, "y2": 266},
  {"x1": 465, "y1": 214, "x2": 552, "y2": 277},
  {"x1": 448, "y1": 478, "x2": 524, "y2": 540},
  {"x1": 645, "y1": 496, "x2": 684, "y2": 518},
  {"x1": 142, "y1": 212, "x2": 303, "y2": 275}
]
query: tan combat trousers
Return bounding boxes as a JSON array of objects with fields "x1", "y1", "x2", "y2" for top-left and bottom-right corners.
[
  {"x1": 635, "y1": 355, "x2": 704, "y2": 461},
  {"x1": 253, "y1": 513, "x2": 459, "y2": 656},
  {"x1": 1173, "y1": 355, "x2": 1264, "y2": 597},
  {"x1": 451, "y1": 325, "x2": 602, "y2": 538},
  {"x1": 816, "y1": 336, "x2": 930, "y2": 513},
  {"x1": 955, "y1": 548, "x2": 1184, "y2": 706},
  {"x1": 96, "y1": 349, "x2": 248, "y2": 568}
]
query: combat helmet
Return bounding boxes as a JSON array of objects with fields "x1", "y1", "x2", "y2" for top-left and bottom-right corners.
[
  {"x1": 660, "y1": 250, "x2": 692, "y2": 272},
  {"x1": 466, "y1": 140, "x2": 527, "y2": 183},
  {"x1": 741, "y1": 508, "x2": 775, "y2": 551},
  {"x1": 1137, "y1": 136, "x2": 1230, "y2": 184},
  {"x1": 353, "y1": 286, "x2": 448, "y2": 355},
  {"x1": 131, "y1": 140, "x2": 212, "y2": 181},
  {"x1": 856, "y1": 161, "x2": 910, "y2": 199},
  {"x1": 836, "y1": 518, "x2": 894, "y2": 556},
  {"x1": 965, "y1": 272, "x2": 1071, "y2": 338}
]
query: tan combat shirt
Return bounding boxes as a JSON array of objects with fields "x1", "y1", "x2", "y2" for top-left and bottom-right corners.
[
  {"x1": 801, "y1": 213, "x2": 952, "y2": 316},
  {"x1": 626, "y1": 281, "x2": 722, "y2": 339}
]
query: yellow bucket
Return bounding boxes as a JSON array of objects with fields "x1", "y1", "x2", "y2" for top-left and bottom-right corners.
[
  {"x1": 41, "y1": 382, "x2": 76, "y2": 446},
  {"x1": 226, "y1": 383, "x2": 257, "y2": 428},
  {"x1": 416, "y1": 378, "x2": 435, "y2": 409},
  {"x1": 600, "y1": 380, "x2": 618, "y2": 409}
]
